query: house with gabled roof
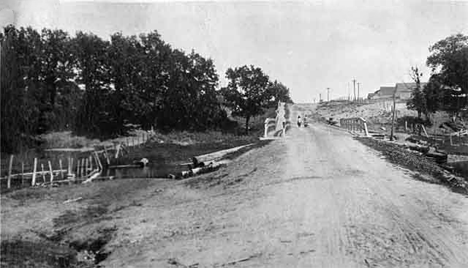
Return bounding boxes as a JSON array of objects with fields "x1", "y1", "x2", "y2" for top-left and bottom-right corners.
[{"x1": 394, "y1": 82, "x2": 427, "y2": 100}]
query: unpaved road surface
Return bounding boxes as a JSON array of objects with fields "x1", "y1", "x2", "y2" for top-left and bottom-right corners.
[{"x1": 101, "y1": 107, "x2": 468, "y2": 268}]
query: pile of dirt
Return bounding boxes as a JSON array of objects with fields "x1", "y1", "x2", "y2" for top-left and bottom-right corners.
[
  {"x1": 357, "y1": 137, "x2": 468, "y2": 195},
  {"x1": 314, "y1": 101, "x2": 417, "y2": 130}
]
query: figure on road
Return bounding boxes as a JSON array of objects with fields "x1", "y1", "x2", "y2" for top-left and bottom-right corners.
[{"x1": 297, "y1": 115, "x2": 302, "y2": 127}]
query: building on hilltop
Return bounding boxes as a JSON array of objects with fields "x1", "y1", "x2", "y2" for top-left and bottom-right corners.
[
  {"x1": 394, "y1": 82, "x2": 427, "y2": 100},
  {"x1": 368, "y1": 82, "x2": 428, "y2": 100},
  {"x1": 370, "y1": 86, "x2": 395, "y2": 100}
]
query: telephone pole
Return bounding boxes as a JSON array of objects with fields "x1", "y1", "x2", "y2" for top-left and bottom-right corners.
[
  {"x1": 347, "y1": 82, "x2": 350, "y2": 102},
  {"x1": 390, "y1": 87, "x2": 397, "y2": 141},
  {"x1": 319, "y1": 93, "x2": 322, "y2": 102},
  {"x1": 352, "y1": 79, "x2": 356, "y2": 102},
  {"x1": 357, "y1": 82, "x2": 360, "y2": 102},
  {"x1": 327, "y1": 88, "x2": 330, "y2": 102}
]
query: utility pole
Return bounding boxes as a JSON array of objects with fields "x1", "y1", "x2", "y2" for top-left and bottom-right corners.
[
  {"x1": 319, "y1": 93, "x2": 322, "y2": 102},
  {"x1": 327, "y1": 88, "x2": 330, "y2": 102},
  {"x1": 357, "y1": 82, "x2": 360, "y2": 102},
  {"x1": 347, "y1": 82, "x2": 350, "y2": 102},
  {"x1": 390, "y1": 87, "x2": 397, "y2": 141},
  {"x1": 352, "y1": 79, "x2": 356, "y2": 102}
]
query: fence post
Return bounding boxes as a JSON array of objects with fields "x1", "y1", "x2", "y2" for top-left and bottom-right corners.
[
  {"x1": 59, "y1": 159, "x2": 64, "y2": 180},
  {"x1": 21, "y1": 162, "x2": 25, "y2": 186},
  {"x1": 94, "y1": 151, "x2": 103, "y2": 171},
  {"x1": 421, "y1": 125, "x2": 428, "y2": 137},
  {"x1": 115, "y1": 144, "x2": 121, "y2": 159},
  {"x1": 103, "y1": 147, "x2": 110, "y2": 165},
  {"x1": 363, "y1": 122, "x2": 369, "y2": 137},
  {"x1": 41, "y1": 163, "x2": 46, "y2": 183},
  {"x1": 77, "y1": 159, "x2": 81, "y2": 178},
  {"x1": 7, "y1": 155, "x2": 14, "y2": 189},
  {"x1": 82, "y1": 158, "x2": 86, "y2": 177},
  {"x1": 31, "y1": 158, "x2": 37, "y2": 186},
  {"x1": 48, "y1": 161, "x2": 54, "y2": 184},
  {"x1": 85, "y1": 158, "x2": 89, "y2": 176},
  {"x1": 68, "y1": 157, "x2": 72, "y2": 176}
]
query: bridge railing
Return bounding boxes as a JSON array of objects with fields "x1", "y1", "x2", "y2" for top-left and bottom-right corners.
[
  {"x1": 264, "y1": 101, "x2": 288, "y2": 138},
  {"x1": 264, "y1": 118, "x2": 277, "y2": 138},
  {"x1": 340, "y1": 117, "x2": 369, "y2": 137}
]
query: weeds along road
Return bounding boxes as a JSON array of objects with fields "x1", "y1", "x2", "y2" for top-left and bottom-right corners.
[{"x1": 105, "y1": 110, "x2": 468, "y2": 268}]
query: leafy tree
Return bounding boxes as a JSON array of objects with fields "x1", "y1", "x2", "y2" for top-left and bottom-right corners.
[
  {"x1": 159, "y1": 49, "x2": 223, "y2": 131},
  {"x1": 1, "y1": 26, "x2": 42, "y2": 152},
  {"x1": 37, "y1": 29, "x2": 77, "y2": 132},
  {"x1": 1, "y1": 24, "x2": 243, "y2": 153},
  {"x1": 72, "y1": 31, "x2": 113, "y2": 137},
  {"x1": 406, "y1": 67, "x2": 426, "y2": 119},
  {"x1": 221, "y1": 65, "x2": 270, "y2": 134},
  {"x1": 423, "y1": 74, "x2": 445, "y2": 115},
  {"x1": 266, "y1": 80, "x2": 293, "y2": 107},
  {"x1": 427, "y1": 33, "x2": 468, "y2": 110},
  {"x1": 137, "y1": 31, "x2": 173, "y2": 128}
]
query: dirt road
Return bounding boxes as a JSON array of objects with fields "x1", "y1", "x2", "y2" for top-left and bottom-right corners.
[{"x1": 100, "y1": 107, "x2": 468, "y2": 268}]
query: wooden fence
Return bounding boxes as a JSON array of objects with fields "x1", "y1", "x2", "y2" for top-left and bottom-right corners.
[
  {"x1": 1, "y1": 132, "x2": 152, "y2": 191},
  {"x1": 340, "y1": 117, "x2": 370, "y2": 137}
]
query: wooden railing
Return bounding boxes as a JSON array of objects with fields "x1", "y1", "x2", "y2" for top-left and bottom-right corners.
[
  {"x1": 264, "y1": 101, "x2": 288, "y2": 138},
  {"x1": 340, "y1": 117, "x2": 369, "y2": 137},
  {"x1": 264, "y1": 118, "x2": 277, "y2": 138}
]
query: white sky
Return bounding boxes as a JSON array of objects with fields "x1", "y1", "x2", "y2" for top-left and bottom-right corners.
[{"x1": 1, "y1": 0, "x2": 468, "y2": 102}]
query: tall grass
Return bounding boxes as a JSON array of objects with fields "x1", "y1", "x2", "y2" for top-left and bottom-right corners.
[
  {"x1": 39, "y1": 131, "x2": 101, "y2": 149},
  {"x1": 150, "y1": 130, "x2": 258, "y2": 146}
]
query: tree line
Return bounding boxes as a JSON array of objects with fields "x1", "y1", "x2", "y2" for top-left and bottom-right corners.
[
  {"x1": 407, "y1": 34, "x2": 468, "y2": 122},
  {"x1": 0, "y1": 25, "x2": 293, "y2": 153}
]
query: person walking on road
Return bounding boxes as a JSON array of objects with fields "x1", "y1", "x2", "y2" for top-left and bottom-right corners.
[{"x1": 297, "y1": 115, "x2": 302, "y2": 127}]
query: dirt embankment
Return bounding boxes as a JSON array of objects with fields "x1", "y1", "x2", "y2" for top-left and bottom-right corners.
[
  {"x1": 0, "y1": 136, "x2": 270, "y2": 267},
  {"x1": 356, "y1": 137, "x2": 468, "y2": 195},
  {"x1": 314, "y1": 101, "x2": 416, "y2": 123}
]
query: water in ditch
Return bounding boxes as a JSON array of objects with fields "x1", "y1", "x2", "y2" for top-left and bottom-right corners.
[{"x1": 102, "y1": 163, "x2": 187, "y2": 179}]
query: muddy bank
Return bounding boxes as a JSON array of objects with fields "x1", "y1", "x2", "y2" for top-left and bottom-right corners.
[
  {"x1": 1, "y1": 227, "x2": 114, "y2": 268},
  {"x1": 1, "y1": 177, "x2": 161, "y2": 268}
]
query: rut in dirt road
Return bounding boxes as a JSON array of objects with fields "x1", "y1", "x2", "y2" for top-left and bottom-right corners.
[{"x1": 103, "y1": 111, "x2": 468, "y2": 268}]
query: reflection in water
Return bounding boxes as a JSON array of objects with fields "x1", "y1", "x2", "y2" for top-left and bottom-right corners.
[{"x1": 105, "y1": 164, "x2": 185, "y2": 179}]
